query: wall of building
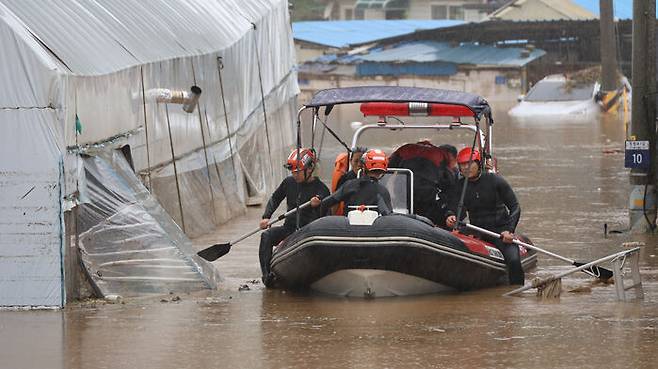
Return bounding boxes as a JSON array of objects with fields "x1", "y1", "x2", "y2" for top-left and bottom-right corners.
[
  {"x1": 295, "y1": 43, "x2": 336, "y2": 63},
  {"x1": 408, "y1": 0, "x2": 486, "y2": 20},
  {"x1": 364, "y1": 8, "x2": 385, "y2": 19},
  {"x1": 325, "y1": 0, "x2": 487, "y2": 20}
]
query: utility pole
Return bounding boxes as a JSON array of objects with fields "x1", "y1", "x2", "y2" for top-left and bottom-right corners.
[
  {"x1": 599, "y1": 0, "x2": 618, "y2": 91},
  {"x1": 628, "y1": 0, "x2": 657, "y2": 233}
]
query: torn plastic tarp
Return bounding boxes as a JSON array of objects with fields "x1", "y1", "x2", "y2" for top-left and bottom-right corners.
[{"x1": 77, "y1": 151, "x2": 219, "y2": 297}]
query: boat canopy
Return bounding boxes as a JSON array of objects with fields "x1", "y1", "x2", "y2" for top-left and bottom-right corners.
[{"x1": 306, "y1": 86, "x2": 491, "y2": 117}]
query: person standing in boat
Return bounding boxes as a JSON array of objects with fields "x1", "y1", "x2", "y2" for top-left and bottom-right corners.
[
  {"x1": 259, "y1": 148, "x2": 330, "y2": 287},
  {"x1": 445, "y1": 147, "x2": 524, "y2": 285},
  {"x1": 336, "y1": 146, "x2": 368, "y2": 190},
  {"x1": 322, "y1": 149, "x2": 393, "y2": 215}
]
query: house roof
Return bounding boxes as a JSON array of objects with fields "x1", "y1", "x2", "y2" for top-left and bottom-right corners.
[
  {"x1": 292, "y1": 20, "x2": 464, "y2": 48},
  {"x1": 315, "y1": 41, "x2": 546, "y2": 67},
  {"x1": 490, "y1": 0, "x2": 639, "y2": 21},
  {"x1": 489, "y1": 0, "x2": 594, "y2": 21},
  {"x1": 0, "y1": 0, "x2": 271, "y2": 75}
]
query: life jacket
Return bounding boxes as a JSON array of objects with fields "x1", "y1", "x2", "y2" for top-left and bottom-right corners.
[
  {"x1": 331, "y1": 152, "x2": 349, "y2": 215},
  {"x1": 389, "y1": 141, "x2": 448, "y2": 168}
]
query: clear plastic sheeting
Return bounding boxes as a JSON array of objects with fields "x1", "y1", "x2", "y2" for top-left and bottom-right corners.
[
  {"x1": 0, "y1": 0, "x2": 298, "y2": 306},
  {"x1": 143, "y1": 84, "x2": 297, "y2": 238},
  {"x1": 78, "y1": 151, "x2": 219, "y2": 297}
]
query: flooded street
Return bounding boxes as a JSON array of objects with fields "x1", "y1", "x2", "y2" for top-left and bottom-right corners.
[{"x1": 2, "y1": 106, "x2": 658, "y2": 369}]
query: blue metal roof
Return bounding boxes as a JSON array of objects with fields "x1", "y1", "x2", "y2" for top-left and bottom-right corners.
[
  {"x1": 357, "y1": 61, "x2": 457, "y2": 77},
  {"x1": 352, "y1": 41, "x2": 546, "y2": 67},
  {"x1": 292, "y1": 20, "x2": 464, "y2": 48}
]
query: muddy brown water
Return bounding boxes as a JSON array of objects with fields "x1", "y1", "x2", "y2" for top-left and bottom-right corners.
[{"x1": 2, "y1": 107, "x2": 658, "y2": 369}]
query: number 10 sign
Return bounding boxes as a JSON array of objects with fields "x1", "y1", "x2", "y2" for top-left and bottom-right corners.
[{"x1": 625, "y1": 140, "x2": 650, "y2": 169}]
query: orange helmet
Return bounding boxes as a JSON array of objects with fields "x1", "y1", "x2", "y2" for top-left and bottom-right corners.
[
  {"x1": 457, "y1": 147, "x2": 481, "y2": 164},
  {"x1": 362, "y1": 149, "x2": 388, "y2": 172},
  {"x1": 285, "y1": 148, "x2": 316, "y2": 172}
]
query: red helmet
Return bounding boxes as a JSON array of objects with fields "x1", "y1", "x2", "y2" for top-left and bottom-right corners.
[
  {"x1": 362, "y1": 149, "x2": 388, "y2": 172},
  {"x1": 457, "y1": 147, "x2": 481, "y2": 164},
  {"x1": 285, "y1": 148, "x2": 316, "y2": 172}
]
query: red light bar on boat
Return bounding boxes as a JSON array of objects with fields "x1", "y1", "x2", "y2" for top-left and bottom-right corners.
[{"x1": 360, "y1": 102, "x2": 474, "y2": 117}]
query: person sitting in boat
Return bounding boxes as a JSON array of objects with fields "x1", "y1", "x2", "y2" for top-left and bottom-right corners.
[
  {"x1": 259, "y1": 148, "x2": 330, "y2": 287},
  {"x1": 335, "y1": 146, "x2": 368, "y2": 190},
  {"x1": 322, "y1": 148, "x2": 393, "y2": 215},
  {"x1": 388, "y1": 140, "x2": 457, "y2": 227},
  {"x1": 445, "y1": 147, "x2": 524, "y2": 285}
]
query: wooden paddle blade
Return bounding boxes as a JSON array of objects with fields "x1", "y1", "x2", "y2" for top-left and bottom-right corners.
[
  {"x1": 573, "y1": 261, "x2": 614, "y2": 280},
  {"x1": 197, "y1": 243, "x2": 231, "y2": 261}
]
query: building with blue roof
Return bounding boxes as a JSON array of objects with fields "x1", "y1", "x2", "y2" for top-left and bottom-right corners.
[
  {"x1": 293, "y1": 20, "x2": 464, "y2": 48},
  {"x1": 298, "y1": 40, "x2": 546, "y2": 104},
  {"x1": 293, "y1": 20, "x2": 464, "y2": 62}
]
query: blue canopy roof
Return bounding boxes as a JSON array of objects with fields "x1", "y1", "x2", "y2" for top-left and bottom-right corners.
[
  {"x1": 306, "y1": 86, "x2": 490, "y2": 116},
  {"x1": 292, "y1": 20, "x2": 464, "y2": 48}
]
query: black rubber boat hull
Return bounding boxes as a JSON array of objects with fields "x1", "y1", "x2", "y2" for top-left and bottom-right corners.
[{"x1": 270, "y1": 215, "x2": 537, "y2": 295}]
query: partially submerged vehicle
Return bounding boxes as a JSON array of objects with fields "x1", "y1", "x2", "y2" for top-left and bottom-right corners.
[
  {"x1": 508, "y1": 73, "x2": 630, "y2": 123},
  {"x1": 270, "y1": 86, "x2": 537, "y2": 297},
  {"x1": 509, "y1": 74, "x2": 602, "y2": 122}
]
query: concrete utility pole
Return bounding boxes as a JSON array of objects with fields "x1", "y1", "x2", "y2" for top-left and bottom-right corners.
[
  {"x1": 629, "y1": 0, "x2": 657, "y2": 233},
  {"x1": 599, "y1": 0, "x2": 618, "y2": 91}
]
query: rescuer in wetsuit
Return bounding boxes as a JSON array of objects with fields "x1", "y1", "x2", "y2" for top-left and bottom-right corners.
[
  {"x1": 445, "y1": 147, "x2": 524, "y2": 285},
  {"x1": 259, "y1": 148, "x2": 330, "y2": 287},
  {"x1": 322, "y1": 149, "x2": 393, "y2": 215}
]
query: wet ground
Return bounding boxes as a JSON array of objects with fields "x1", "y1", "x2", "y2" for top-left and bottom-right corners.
[{"x1": 2, "y1": 107, "x2": 658, "y2": 369}]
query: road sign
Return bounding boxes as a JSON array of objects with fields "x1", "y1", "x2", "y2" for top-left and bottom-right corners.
[{"x1": 625, "y1": 140, "x2": 650, "y2": 169}]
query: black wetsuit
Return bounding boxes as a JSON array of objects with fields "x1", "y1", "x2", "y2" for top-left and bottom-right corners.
[
  {"x1": 322, "y1": 176, "x2": 392, "y2": 215},
  {"x1": 259, "y1": 176, "x2": 330, "y2": 281},
  {"x1": 449, "y1": 172, "x2": 524, "y2": 284},
  {"x1": 336, "y1": 170, "x2": 357, "y2": 190}
]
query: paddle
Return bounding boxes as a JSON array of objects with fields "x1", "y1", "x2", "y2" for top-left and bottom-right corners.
[
  {"x1": 462, "y1": 223, "x2": 614, "y2": 280},
  {"x1": 197, "y1": 200, "x2": 314, "y2": 261}
]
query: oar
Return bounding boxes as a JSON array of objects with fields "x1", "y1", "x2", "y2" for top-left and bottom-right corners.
[
  {"x1": 462, "y1": 223, "x2": 614, "y2": 280},
  {"x1": 197, "y1": 200, "x2": 314, "y2": 261}
]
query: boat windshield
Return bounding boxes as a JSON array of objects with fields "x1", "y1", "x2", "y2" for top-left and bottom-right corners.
[
  {"x1": 379, "y1": 169, "x2": 412, "y2": 214},
  {"x1": 524, "y1": 80, "x2": 595, "y2": 102}
]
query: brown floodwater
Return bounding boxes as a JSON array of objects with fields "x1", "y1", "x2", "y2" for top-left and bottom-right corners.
[{"x1": 2, "y1": 106, "x2": 658, "y2": 369}]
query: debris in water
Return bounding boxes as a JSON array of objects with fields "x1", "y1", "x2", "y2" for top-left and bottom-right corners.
[
  {"x1": 568, "y1": 286, "x2": 592, "y2": 293},
  {"x1": 105, "y1": 295, "x2": 122, "y2": 304},
  {"x1": 171, "y1": 295, "x2": 181, "y2": 302},
  {"x1": 238, "y1": 284, "x2": 250, "y2": 291},
  {"x1": 622, "y1": 241, "x2": 646, "y2": 248},
  {"x1": 532, "y1": 277, "x2": 561, "y2": 298},
  {"x1": 591, "y1": 277, "x2": 614, "y2": 285}
]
